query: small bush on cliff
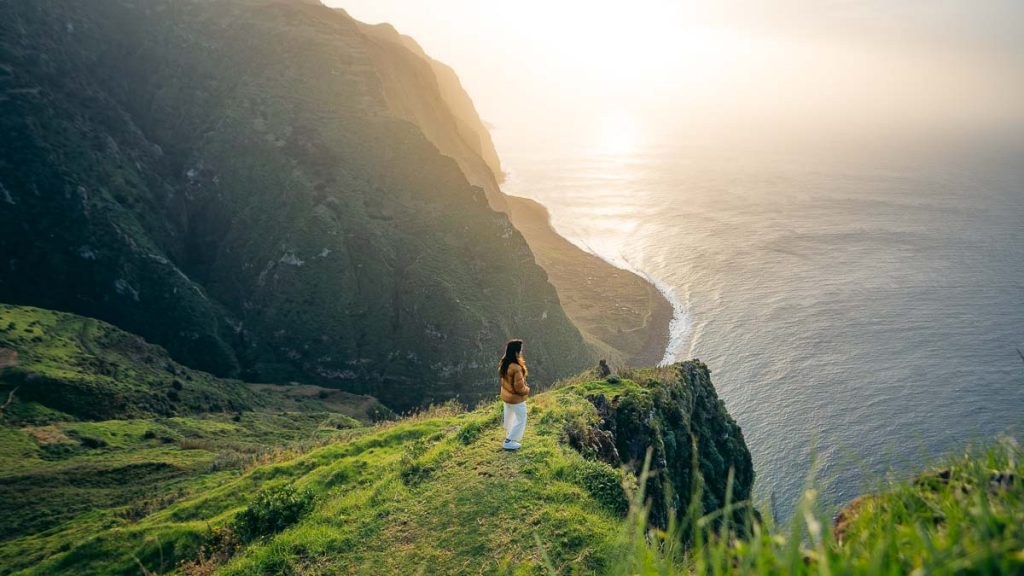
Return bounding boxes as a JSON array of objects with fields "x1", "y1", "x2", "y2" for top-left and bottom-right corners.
[
  {"x1": 556, "y1": 459, "x2": 630, "y2": 516},
  {"x1": 232, "y1": 485, "x2": 314, "y2": 541}
]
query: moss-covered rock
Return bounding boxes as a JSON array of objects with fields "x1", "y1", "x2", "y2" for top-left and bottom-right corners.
[{"x1": 562, "y1": 362, "x2": 755, "y2": 528}]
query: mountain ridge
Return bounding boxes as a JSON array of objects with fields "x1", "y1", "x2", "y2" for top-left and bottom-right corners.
[
  {"x1": 349, "y1": 11, "x2": 675, "y2": 367},
  {"x1": 0, "y1": 0, "x2": 599, "y2": 409}
]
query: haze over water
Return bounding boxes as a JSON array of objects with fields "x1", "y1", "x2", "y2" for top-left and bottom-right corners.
[
  {"x1": 502, "y1": 137, "x2": 1024, "y2": 518},
  {"x1": 339, "y1": 0, "x2": 1024, "y2": 518}
]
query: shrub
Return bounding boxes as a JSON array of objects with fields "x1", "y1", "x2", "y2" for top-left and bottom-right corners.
[
  {"x1": 179, "y1": 526, "x2": 241, "y2": 576},
  {"x1": 78, "y1": 435, "x2": 108, "y2": 449},
  {"x1": 232, "y1": 485, "x2": 314, "y2": 541},
  {"x1": 456, "y1": 420, "x2": 484, "y2": 445},
  {"x1": 398, "y1": 439, "x2": 433, "y2": 485},
  {"x1": 560, "y1": 459, "x2": 629, "y2": 516}
]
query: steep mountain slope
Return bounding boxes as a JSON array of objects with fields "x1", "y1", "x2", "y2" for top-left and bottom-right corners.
[
  {"x1": 1, "y1": 309, "x2": 1019, "y2": 575},
  {"x1": 355, "y1": 19, "x2": 674, "y2": 366},
  {"x1": 354, "y1": 20, "x2": 508, "y2": 212},
  {"x1": 0, "y1": 0, "x2": 597, "y2": 409},
  {"x1": 0, "y1": 362, "x2": 754, "y2": 575}
]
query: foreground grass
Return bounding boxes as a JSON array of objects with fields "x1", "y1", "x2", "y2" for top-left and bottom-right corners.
[
  {"x1": 612, "y1": 437, "x2": 1023, "y2": 575},
  {"x1": 4, "y1": 365, "x2": 746, "y2": 575},
  {"x1": 2, "y1": 333, "x2": 1020, "y2": 575},
  {"x1": 0, "y1": 410, "x2": 368, "y2": 572}
]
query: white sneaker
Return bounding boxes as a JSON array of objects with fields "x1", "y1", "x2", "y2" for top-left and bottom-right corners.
[{"x1": 502, "y1": 439, "x2": 522, "y2": 450}]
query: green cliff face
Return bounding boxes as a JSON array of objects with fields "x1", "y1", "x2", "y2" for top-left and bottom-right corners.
[
  {"x1": 565, "y1": 362, "x2": 755, "y2": 529},
  {"x1": 0, "y1": 0, "x2": 597, "y2": 409},
  {"x1": 354, "y1": 19, "x2": 508, "y2": 209}
]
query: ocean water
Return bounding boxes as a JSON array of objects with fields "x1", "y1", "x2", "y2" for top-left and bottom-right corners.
[{"x1": 502, "y1": 139, "x2": 1024, "y2": 519}]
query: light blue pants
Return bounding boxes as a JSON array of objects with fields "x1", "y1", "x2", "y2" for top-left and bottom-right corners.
[{"x1": 503, "y1": 401, "x2": 527, "y2": 442}]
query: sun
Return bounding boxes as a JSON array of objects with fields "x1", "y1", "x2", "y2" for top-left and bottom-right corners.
[{"x1": 593, "y1": 112, "x2": 641, "y2": 156}]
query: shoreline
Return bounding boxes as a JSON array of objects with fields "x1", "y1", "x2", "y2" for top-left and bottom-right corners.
[
  {"x1": 620, "y1": 264, "x2": 691, "y2": 366},
  {"x1": 504, "y1": 194, "x2": 675, "y2": 368}
]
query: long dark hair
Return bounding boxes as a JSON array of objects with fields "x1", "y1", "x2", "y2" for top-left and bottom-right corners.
[{"x1": 499, "y1": 339, "x2": 527, "y2": 377}]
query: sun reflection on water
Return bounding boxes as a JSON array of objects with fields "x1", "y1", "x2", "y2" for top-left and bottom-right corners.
[{"x1": 592, "y1": 112, "x2": 641, "y2": 156}]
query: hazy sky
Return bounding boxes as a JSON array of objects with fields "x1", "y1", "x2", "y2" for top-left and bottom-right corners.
[{"x1": 333, "y1": 1, "x2": 1024, "y2": 154}]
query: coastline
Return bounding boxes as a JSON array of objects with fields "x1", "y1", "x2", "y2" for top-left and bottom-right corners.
[
  {"x1": 372, "y1": 30, "x2": 676, "y2": 368},
  {"x1": 504, "y1": 194, "x2": 674, "y2": 367}
]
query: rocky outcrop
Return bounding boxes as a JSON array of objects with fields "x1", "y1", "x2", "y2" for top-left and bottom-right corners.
[{"x1": 566, "y1": 361, "x2": 755, "y2": 528}]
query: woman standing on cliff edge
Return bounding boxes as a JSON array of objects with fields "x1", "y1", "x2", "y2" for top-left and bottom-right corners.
[{"x1": 499, "y1": 339, "x2": 530, "y2": 450}]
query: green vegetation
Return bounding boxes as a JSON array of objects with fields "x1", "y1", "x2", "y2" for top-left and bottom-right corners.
[
  {"x1": 1, "y1": 2, "x2": 1015, "y2": 574},
  {"x1": 614, "y1": 439, "x2": 1023, "y2": 575},
  {"x1": 0, "y1": 304, "x2": 386, "y2": 569},
  {"x1": 232, "y1": 485, "x2": 315, "y2": 542},
  {"x1": 0, "y1": 0, "x2": 597, "y2": 410},
  {"x1": 0, "y1": 304, "x2": 388, "y2": 422},
  {"x1": 0, "y1": 308, "x2": 1019, "y2": 575},
  {"x1": 1, "y1": 359, "x2": 753, "y2": 575},
  {"x1": 0, "y1": 304, "x2": 259, "y2": 420}
]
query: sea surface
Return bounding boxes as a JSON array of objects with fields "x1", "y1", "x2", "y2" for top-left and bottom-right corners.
[{"x1": 501, "y1": 138, "x2": 1024, "y2": 519}]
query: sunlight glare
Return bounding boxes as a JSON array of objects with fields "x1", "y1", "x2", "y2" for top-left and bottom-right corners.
[{"x1": 593, "y1": 112, "x2": 641, "y2": 156}]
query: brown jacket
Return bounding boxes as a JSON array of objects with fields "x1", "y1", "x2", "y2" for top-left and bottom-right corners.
[{"x1": 499, "y1": 362, "x2": 530, "y2": 404}]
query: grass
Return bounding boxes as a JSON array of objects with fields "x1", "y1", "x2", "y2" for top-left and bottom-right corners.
[
  {"x1": 0, "y1": 305, "x2": 393, "y2": 574},
  {"x1": 610, "y1": 437, "x2": 1023, "y2": 575},
  {"x1": 0, "y1": 304, "x2": 389, "y2": 423},
  {"x1": 0, "y1": 304, "x2": 259, "y2": 421},
  {"x1": 3, "y1": 368, "x2": 714, "y2": 575},
  {"x1": 0, "y1": 410, "x2": 366, "y2": 564},
  {"x1": 1, "y1": 312, "x2": 1020, "y2": 575}
]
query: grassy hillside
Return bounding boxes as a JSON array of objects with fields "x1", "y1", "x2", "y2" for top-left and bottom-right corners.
[
  {"x1": 0, "y1": 304, "x2": 259, "y2": 421},
  {"x1": 616, "y1": 439, "x2": 1023, "y2": 575},
  {"x1": 0, "y1": 0, "x2": 598, "y2": 410},
  {"x1": 0, "y1": 304, "x2": 389, "y2": 555},
  {"x1": 0, "y1": 361, "x2": 753, "y2": 575},
  {"x1": 1, "y1": 310, "x2": 1019, "y2": 574},
  {"x1": 0, "y1": 304, "x2": 387, "y2": 422}
]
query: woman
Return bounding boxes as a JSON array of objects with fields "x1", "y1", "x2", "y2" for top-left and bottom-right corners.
[{"x1": 499, "y1": 339, "x2": 530, "y2": 450}]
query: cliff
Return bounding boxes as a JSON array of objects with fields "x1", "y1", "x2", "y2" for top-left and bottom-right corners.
[
  {"x1": 0, "y1": 0, "x2": 599, "y2": 409},
  {"x1": 2, "y1": 308, "x2": 1019, "y2": 574},
  {"x1": 0, "y1": 358, "x2": 754, "y2": 574},
  {"x1": 353, "y1": 19, "x2": 507, "y2": 211},
  {"x1": 351, "y1": 18, "x2": 674, "y2": 366}
]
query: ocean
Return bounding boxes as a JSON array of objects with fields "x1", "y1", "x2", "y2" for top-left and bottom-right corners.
[{"x1": 501, "y1": 138, "x2": 1024, "y2": 519}]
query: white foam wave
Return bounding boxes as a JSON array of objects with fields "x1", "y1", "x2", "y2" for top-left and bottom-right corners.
[{"x1": 560, "y1": 233, "x2": 693, "y2": 366}]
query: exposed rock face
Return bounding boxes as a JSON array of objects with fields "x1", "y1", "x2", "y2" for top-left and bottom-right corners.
[
  {"x1": 568, "y1": 361, "x2": 755, "y2": 528},
  {"x1": 0, "y1": 0, "x2": 597, "y2": 409}
]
